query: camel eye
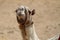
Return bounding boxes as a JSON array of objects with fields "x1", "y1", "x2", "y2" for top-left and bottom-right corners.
[{"x1": 21, "y1": 8, "x2": 24, "y2": 10}]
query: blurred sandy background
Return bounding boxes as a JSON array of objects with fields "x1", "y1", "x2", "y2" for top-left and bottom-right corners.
[{"x1": 0, "y1": 0, "x2": 60, "y2": 40}]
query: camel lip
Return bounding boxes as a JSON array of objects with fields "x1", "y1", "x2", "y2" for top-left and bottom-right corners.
[{"x1": 19, "y1": 18, "x2": 25, "y2": 24}]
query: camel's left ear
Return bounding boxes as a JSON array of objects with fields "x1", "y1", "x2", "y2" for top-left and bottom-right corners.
[{"x1": 31, "y1": 9, "x2": 35, "y2": 15}]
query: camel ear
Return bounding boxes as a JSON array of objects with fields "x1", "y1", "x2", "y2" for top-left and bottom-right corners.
[
  {"x1": 31, "y1": 9, "x2": 35, "y2": 15},
  {"x1": 15, "y1": 9, "x2": 17, "y2": 13}
]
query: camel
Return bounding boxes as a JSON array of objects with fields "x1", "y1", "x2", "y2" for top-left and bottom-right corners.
[
  {"x1": 15, "y1": 6, "x2": 60, "y2": 40},
  {"x1": 15, "y1": 6, "x2": 39, "y2": 40}
]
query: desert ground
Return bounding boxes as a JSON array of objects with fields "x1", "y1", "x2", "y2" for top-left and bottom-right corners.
[{"x1": 0, "y1": 0, "x2": 60, "y2": 40}]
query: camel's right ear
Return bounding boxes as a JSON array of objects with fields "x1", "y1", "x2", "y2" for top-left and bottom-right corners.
[
  {"x1": 15, "y1": 9, "x2": 17, "y2": 13},
  {"x1": 31, "y1": 9, "x2": 35, "y2": 15}
]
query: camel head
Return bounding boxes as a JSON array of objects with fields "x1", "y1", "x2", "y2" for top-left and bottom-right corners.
[{"x1": 15, "y1": 6, "x2": 35, "y2": 25}]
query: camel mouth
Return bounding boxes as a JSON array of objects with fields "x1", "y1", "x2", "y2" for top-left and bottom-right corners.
[{"x1": 19, "y1": 19, "x2": 25, "y2": 24}]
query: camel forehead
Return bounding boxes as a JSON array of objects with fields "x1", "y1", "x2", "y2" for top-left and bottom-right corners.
[
  {"x1": 19, "y1": 6, "x2": 29, "y2": 10},
  {"x1": 16, "y1": 6, "x2": 30, "y2": 15},
  {"x1": 19, "y1": 6, "x2": 25, "y2": 9},
  {"x1": 18, "y1": 6, "x2": 29, "y2": 14}
]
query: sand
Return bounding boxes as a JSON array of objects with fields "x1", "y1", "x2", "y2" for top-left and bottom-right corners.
[{"x1": 0, "y1": 0, "x2": 60, "y2": 40}]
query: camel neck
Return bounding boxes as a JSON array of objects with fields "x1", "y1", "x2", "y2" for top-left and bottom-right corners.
[{"x1": 19, "y1": 24, "x2": 33, "y2": 40}]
